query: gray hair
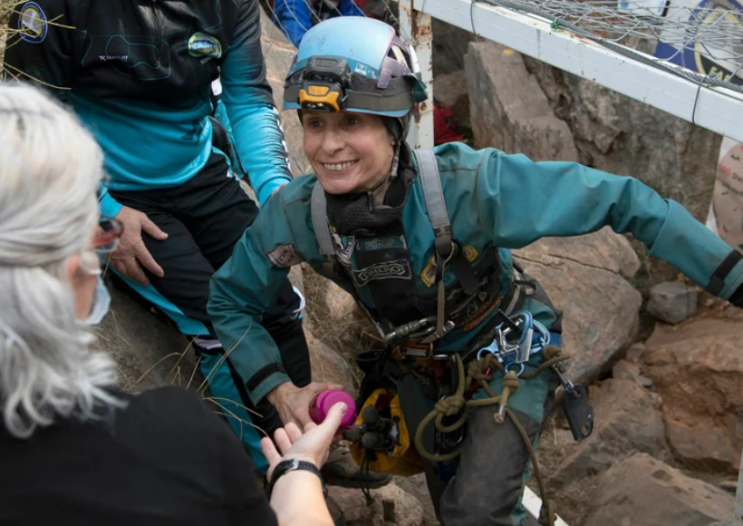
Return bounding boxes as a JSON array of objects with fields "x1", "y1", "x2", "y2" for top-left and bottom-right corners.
[{"x1": 0, "y1": 85, "x2": 121, "y2": 438}]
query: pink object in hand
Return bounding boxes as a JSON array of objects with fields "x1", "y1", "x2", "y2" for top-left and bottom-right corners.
[{"x1": 309, "y1": 390, "x2": 357, "y2": 430}]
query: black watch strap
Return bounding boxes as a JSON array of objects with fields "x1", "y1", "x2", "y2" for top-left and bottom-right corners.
[{"x1": 269, "y1": 459, "x2": 326, "y2": 496}]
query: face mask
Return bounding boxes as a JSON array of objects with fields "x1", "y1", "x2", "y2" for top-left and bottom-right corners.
[{"x1": 85, "y1": 276, "x2": 111, "y2": 325}]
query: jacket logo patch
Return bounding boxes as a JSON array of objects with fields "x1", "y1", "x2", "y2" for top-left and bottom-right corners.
[
  {"x1": 357, "y1": 236, "x2": 407, "y2": 252},
  {"x1": 332, "y1": 234, "x2": 356, "y2": 266},
  {"x1": 420, "y1": 245, "x2": 479, "y2": 287},
  {"x1": 353, "y1": 259, "x2": 412, "y2": 286},
  {"x1": 18, "y1": 2, "x2": 48, "y2": 44},
  {"x1": 267, "y1": 243, "x2": 303, "y2": 268},
  {"x1": 188, "y1": 32, "x2": 222, "y2": 59}
]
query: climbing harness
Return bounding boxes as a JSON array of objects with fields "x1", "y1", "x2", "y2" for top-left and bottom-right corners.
[
  {"x1": 313, "y1": 149, "x2": 591, "y2": 525},
  {"x1": 475, "y1": 310, "x2": 552, "y2": 379},
  {"x1": 311, "y1": 148, "x2": 512, "y2": 344}
]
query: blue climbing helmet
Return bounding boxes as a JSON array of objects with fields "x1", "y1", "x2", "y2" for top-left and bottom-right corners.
[{"x1": 283, "y1": 17, "x2": 428, "y2": 125}]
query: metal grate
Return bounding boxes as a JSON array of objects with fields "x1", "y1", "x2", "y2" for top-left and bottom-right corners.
[{"x1": 479, "y1": 0, "x2": 743, "y2": 93}]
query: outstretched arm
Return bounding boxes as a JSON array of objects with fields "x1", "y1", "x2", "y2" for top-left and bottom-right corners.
[{"x1": 467, "y1": 145, "x2": 743, "y2": 303}]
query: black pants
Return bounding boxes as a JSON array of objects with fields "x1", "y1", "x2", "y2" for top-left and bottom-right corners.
[{"x1": 110, "y1": 154, "x2": 310, "y2": 464}]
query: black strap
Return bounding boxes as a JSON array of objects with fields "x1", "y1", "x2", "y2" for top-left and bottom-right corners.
[
  {"x1": 269, "y1": 459, "x2": 326, "y2": 497},
  {"x1": 706, "y1": 250, "x2": 743, "y2": 296},
  {"x1": 729, "y1": 283, "x2": 743, "y2": 307},
  {"x1": 246, "y1": 363, "x2": 287, "y2": 393}
]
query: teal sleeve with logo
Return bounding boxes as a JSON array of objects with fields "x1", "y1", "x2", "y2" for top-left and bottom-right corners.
[
  {"x1": 453, "y1": 144, "x2": 743, "y2": 298},
  {"x1": 220, "y1": 0, "x2": 293, "y2": 207},
  {"x1": 208, "y1": 176, "x2": 321, "y2": 404}
]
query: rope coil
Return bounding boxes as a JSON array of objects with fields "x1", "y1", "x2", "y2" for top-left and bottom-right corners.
[{"x1": 413, "y1": 344, "x2": 569, "y2": 526}]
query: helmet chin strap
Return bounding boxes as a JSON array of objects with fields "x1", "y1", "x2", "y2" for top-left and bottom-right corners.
[{"x1": 366, "y1": 141, "x2": 402, "y2": 208}]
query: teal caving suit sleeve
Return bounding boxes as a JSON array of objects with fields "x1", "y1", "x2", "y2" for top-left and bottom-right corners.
[
  {"x1": 209, "y1": 178, "x2": 318, "y2": 404},
  {"x1": 220, "y1": 0, "x2": 293, "y2": 207},
  {"x1": 3, "y1": 0, "x2": 122, "y2": 217},
  {"x1": 467, "y1": 145, "x2": 743, "y2": 300}
]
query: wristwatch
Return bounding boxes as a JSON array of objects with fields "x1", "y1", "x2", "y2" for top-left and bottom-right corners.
[{"x1": 269, "y1": 458, "x2": 327, "y2": 497}]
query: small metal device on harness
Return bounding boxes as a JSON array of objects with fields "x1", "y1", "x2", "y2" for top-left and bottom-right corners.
[
  {"x1": 553, "y1": 364, "x2": 594, "y2": 441},
  {"x1": 383, "y1": 315, "x2": 456, "y2": 346},
  {"x1": 476, "y1": 310, "x2": 594, "y2": 441},
  {"x1": 475, "y1": 310, "x2": 551, "y2": 378}
]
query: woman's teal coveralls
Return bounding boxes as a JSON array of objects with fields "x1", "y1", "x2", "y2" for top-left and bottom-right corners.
[{"x1": 209, "y1": 142, "x2": 743, "y2": 525}]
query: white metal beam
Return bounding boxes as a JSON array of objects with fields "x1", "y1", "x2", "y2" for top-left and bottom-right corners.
[
  {"x1": 415, "y1": 0, "x2": 743, "y2": 143},
  {"x1": 522, "y1": 487, "x2": 570, "y2": 526}
]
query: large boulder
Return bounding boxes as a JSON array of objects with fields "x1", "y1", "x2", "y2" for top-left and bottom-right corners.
[
  {"x1": 513, "y1": 227, "x2": 642, "y2": 382},
  {"x1": 546, "y1": 378, "x2": 669, "y2": 488},
  {"x1": 95, "y1": 278, "x2": 198, "y2": 393},
  {"x1": 521, "y1": 54, "x2": 722, "y2": 222},
  {"x1": 464, "y1": 40, "x2": 579, "y2": 162},
  {"x1": 329, "y1": 483, "x2": 425, "y2": 526},
  {"x1": 393, "y1": 474, "x2": 439, "y2": 526},
  {"x1": 301, "y1": 264, "x2": 383, "y2": 356},
  {"x1": 643, "y1": 307, "x2": 743, "y2": 472},
  {"x1": 582, "y1": 454, "x2": 734, "y2": 526}
]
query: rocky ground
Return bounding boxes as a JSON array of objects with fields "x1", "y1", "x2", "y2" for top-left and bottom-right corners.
[{"x1": 79, "y1": 10, "x2": 741, "y2": 526}]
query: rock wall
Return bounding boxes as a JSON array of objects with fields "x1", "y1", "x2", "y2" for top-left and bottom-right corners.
[
  {"x1": 583, "y1": 454, "x2": 734, "y2": 526},
  {"x1": 462, "y1": 40, "x2": 722, "y2": 222},
  {"x1": 522, "y1": 54, "x2": 722, "y2": 222},
  {"x1": 464, "y1": 40, "x2": 579, "y2": 162},
  {"x1": 513, "y1": 228, "x2": 642, "y2": 382},
  {"x1": 644, "y1": 308, "x2": 743, "y2": 473}
]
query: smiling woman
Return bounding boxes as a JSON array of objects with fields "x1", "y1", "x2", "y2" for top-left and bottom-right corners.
[
  {"x1": 302, "y1": 111, "x2": 396, "y2": 195},
  {"x1": 208, "y1": 15, "x2": 743, "y2": 526}
]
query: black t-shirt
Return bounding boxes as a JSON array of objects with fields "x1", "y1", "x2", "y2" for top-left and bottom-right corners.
[{"x1": 0, "y1": 387, "x2": 277, "y2": 526}]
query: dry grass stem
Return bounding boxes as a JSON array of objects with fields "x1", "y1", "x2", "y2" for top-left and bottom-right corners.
[
  {"x1": 206, "y1": 396, "x2": 263, "y2": 418},
  {"x1": 132, "y1": 352, "x2": 184, "y2": 387},
  {"x1": 196, "y1": 322, "x2": 253, "y2": 396},
  {"x1": 204, "y1": 397, "x2": 269, "y2": 440}
]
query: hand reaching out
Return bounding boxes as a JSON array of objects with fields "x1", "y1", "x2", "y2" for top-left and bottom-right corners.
[{"x1": 261, "y1": 401, "x2": 348, "y2": 481}]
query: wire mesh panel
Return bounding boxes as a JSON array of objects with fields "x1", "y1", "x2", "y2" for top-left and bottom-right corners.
[{"x1": 480, "y1": 0, "x2": 743, "y2": 94}]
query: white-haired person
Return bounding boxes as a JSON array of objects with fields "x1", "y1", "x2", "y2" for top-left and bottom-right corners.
[{"x1": 0, "y1": 84, "x2": 342, "y2": 526}]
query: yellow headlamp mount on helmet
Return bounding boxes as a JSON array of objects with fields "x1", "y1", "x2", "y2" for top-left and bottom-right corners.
[{"x1": 298, "y1": 56, "x2": 351, "y2": 112}]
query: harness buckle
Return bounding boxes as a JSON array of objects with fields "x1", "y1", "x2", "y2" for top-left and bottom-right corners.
[{"x1": 476, "y1": 310, "x2": 551, "y2": 377}]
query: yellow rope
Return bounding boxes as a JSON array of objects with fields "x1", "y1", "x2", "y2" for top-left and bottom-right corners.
[{"x1": 412, "y1": 344, "x2": 569, "y2": 526}]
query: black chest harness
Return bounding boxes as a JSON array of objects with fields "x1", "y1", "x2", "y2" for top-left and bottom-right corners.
[{"x1": 311, "y1": 149, "x2": 523, "y2": 347}]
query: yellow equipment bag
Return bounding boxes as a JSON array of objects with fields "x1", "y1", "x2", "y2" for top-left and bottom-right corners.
[{"x1": 349, "y1": 388, "x2": 425, "y2": 477}]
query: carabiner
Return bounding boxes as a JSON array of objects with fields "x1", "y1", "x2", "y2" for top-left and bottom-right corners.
[{"x1": 477, "y1": 344, "x2": 498, "y2": 361}]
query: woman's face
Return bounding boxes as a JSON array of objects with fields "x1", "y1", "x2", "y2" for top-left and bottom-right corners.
[{"x1": 303, "y1": 111, "x2": 395, "y2": 195}]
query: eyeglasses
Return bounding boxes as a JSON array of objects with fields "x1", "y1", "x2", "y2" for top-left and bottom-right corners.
[{"x1": 94, "y1": 216, "x2": 123, "y2": 254}]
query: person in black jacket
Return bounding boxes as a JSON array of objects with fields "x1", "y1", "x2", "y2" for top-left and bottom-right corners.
[
  {"x1": 3, "y1": 0, "x2": 389, "y2": 491},
  {"x1": 0, "y1": 84, "x2": 341, "y2": 526}
]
